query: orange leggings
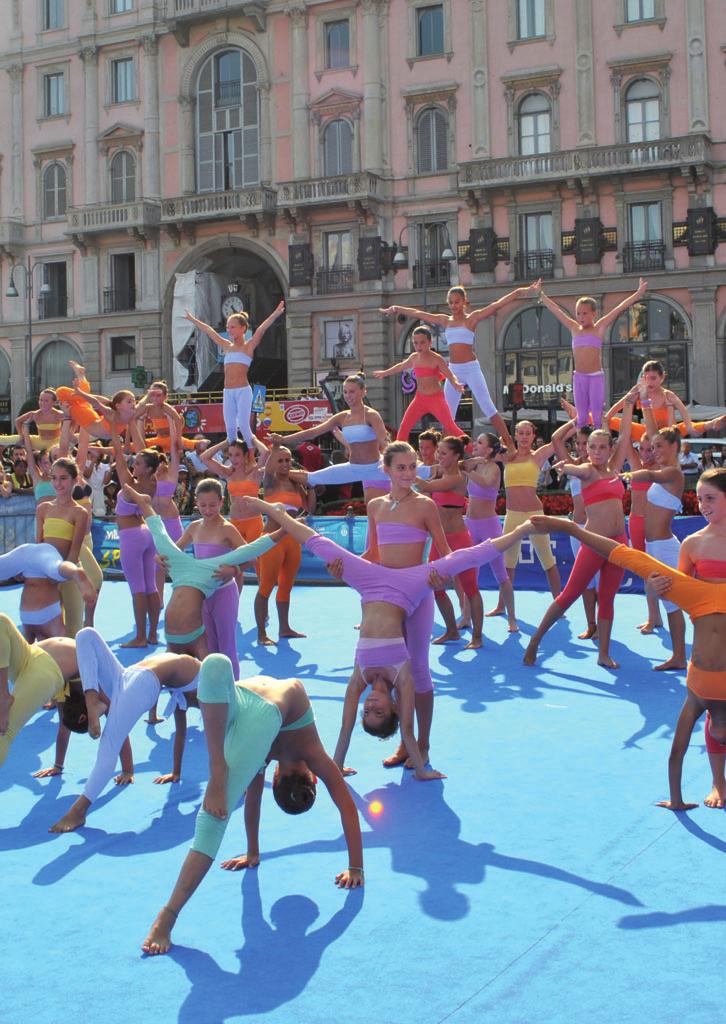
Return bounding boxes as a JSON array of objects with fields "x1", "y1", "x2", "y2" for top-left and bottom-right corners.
[
  {"x1": 257, "y1": 534, "x2": 302, "y2": 601},
  {"x1": 608, "y1": 417, "x2": 707, "y2": 442},
  {"x1": 143, "y1": 432, "x2": 196, "y2": 451},
  {"x1": 231, "y1": 516, "x2": 264, "y2": 543},
  {"x1": 56, "y1": 381, "x2": 103, "y2": 430}
]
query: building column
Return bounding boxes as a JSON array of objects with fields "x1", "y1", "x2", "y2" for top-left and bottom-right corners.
[
  {"x1": 80, "y1": 46, "x2": 100, "y2": 205},
  {"x1": 285, "y1": 309, "x2": 313, "y2": 391},
  {"x1": 574, "y1": 0, "x2": 595, "y2": 146},
  {"x1": 179, "y1": 95, "x2": 196, "y2": 195},
  {"x1": 7, "y1": 64, "x2": 23, "y2": 218},
  {"x1": 140, "y1": 34, "x2": 161, "y2": 199},
  {"x1": 470, "y1": 0, "x2": 490, "y2": 158},
  {"x1": 361, "y1": 0, "x2": 386, "y2": 175},
  {"x1": 287, "y1": 5, "x2": 310, "y2": 179},
  {"x1": 690, "y1": 287, "x2": 717, "y2": 405},
  {"x1": 686, "y1": 0, "x2": 709, "y2": 133}
]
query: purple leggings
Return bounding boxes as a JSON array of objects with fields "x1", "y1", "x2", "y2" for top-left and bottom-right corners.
[
  {"x1": 203, "y1": 579, "x2": 240, "y2": 677},
  {"x1": 465, "y1": 516, "x2": 508, "y2": 585},
  {"x1": 305, "y1": 536, "x2": 501, "y2": 691},
  {"x1": 119, "y1": 525, "x2": 157, "y2": 595},
  {"x1": 573, "y1": 370, "x2": 605, "y2": 428},
  {"x1": 163, "y1": 517, "x2": 183, "y2": 543}
]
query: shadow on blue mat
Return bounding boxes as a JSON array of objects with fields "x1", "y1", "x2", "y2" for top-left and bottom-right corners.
[
  {"x1": 168, "y1": 870, "x2": 363, "y2": 1020},
  {"x1": 619, "y1": 904, "x2": 726, "y2": 929}
]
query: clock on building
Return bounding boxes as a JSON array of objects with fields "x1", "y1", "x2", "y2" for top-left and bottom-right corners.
[{"x1": 221, "y1": 294, "x2": 245, "y2": 319}]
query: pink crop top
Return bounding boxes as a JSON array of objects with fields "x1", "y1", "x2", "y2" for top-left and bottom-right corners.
[
  {"x1": 377, "y1": 522, "x2": 428, "y2": 545},
  {"x1": 572, "y1": 332, "x2": 602, "y2": 351},
  {"x1": 431, "y1": 489, "x2": 467, "y2": 510},
  {"x1": 414, "y1": 366, "x2": 442, "y2": 379},
  {"x1": 693, "y1": 559, "x2": 726, "y2": 580},
  {"x1": 467, "y1": 478, "x2": 498, "y2": 501},
  {"x1": 116, "y1": 493, "x2": 142, "y2": 516},
  {"x1": 194, "y1": 543, "x2": 230, "y2": 558},
  {"x1": 582, "y1": 476, "x2": 625, "y2": 507},
  {"x1": 155, "y1": 480, "x2": 177, "y2": 497}
]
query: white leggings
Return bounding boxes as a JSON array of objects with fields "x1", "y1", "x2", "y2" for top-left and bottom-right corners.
[
  {"x1": 444, "y1": 359, "x2": 497, "y2": 420},
  {"x1": 223, "y1": 385, "x2": 254, "y2": 445},
  {"x1": 0, "y1": 542, "x2": 66, "y2": 583},
  {"x1": 645, "y1": 536, "x2": 681, "y2": 614}
]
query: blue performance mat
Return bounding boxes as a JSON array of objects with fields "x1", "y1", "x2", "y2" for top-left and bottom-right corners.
[{"x1": 2, "y1": 579, "x2": 725, "y2": 1024}]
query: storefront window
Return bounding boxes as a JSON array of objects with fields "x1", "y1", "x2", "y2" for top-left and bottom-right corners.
[
  {"x1": 503, "y1": 306, "x2": 572, "y2": 408},
  {"x1": 610, "y1": 297, "x2": 689, "y2": 400}
]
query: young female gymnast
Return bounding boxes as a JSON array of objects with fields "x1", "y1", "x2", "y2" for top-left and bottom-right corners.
[
  {"x1": 142, "y1": 653, "x2": 364, "y2": 956},
  {"x1": 200, "y1": 435, "x2": 269, "y2": 544},
  {"x1": 381, "y1": 283, "x2": 540, "y2": 446},
  {"x1": 414, "y1": 434, "x2": 485, "y2": 647},
  {"x1": 5, "y1": 387, "x2": 68, "y2": 451},
  {"x1": 271, "y1": 373, "x2": 390, "y2": 501},
  {"x1": 530, "y1": 468, "x2": 726, "y2": 810},
  {"x1": 255, "y1": 446, "x2": 312, "y2": 645},
  {"x1": 462, "y1": 432, "x2": 517, "y2": 632},
  {"x1": 417, "y1": 428, "x2": 441, "y2": 470},
  {"x1": 524, "y1": 393, "x2": 636, "y2": 668},
  {"x1": 184, "y1": 302, "x2": 285, "y2": 445},
  {"x1": 57, "y1": 362, "x2": 139, "y2": 457},
  {"x1": 151, "y1": 416, "x2": 184, "y2": 607},
  {"x1": 48, "y1": 629, "x2": 201, "y2": 833},
  {"x1": 22, "y1": 433, "x2": 56, "y2": 506},
  {"x1": 134, "y1": 380, "x2": 194, "y2": 451},
  {"x1": 622, "y1": 426, "x2": 686, "y2": 671},
  {"x1": 536, "y1": 279, "x2": 647, "y2": 427},
  {"x1": 607, "y1": 360, "x2": 726, "y2": 441},
  {"x1": 499, "y1": 419, "x2": 561, "y2": 597},
  {"x1": 372, "y1": 325, "x2": 465, "y2": 441}
]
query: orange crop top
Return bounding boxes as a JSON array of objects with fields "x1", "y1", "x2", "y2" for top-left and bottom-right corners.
[{"x1": 228, "y1": 479, "x2": 260, "y2": 498}]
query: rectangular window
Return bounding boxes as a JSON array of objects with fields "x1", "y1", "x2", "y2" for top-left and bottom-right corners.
[
  {"x1": 112, "y1": 58, "x2": 134, "y2": 104},
  {"x1": 417, "y1": 5, "x2": 444, "y2": 57},
  {"x1": 111, "y1": 0, "x2": 133, "y2": 12},
  {"x1": 43, "y1": 73, "x2": 65, "y2": 117},
  {"x1": 110, "y1": 336, "x2": 136, "y2": 372},
  {"x1": 521, "y1": 212, "x2": 553, "y2": 252},
  {"x1": 517, "y1": 0, "x2": 545, "y2": 39},
  {"x1": 43, "y1": 0, "x2": 64, "y2": 30},
  {"x1": 39, "y1": 262, "x2": 68, "y2": 319},
  {"x1": 105, "y1": 254, "x2": 136, "y2": 313},
  {"x1": 325, "y1": 20, "x2": 350, "y2": 69},
  {"x1": 324, "y1": 231, "x2": 353, "y2": 269},
  {"x1": 629, "y1": 202, "x2": 662, "y2": 243},
  {"x1": 626, "y1": 0, "x2": 655, "y2": 21}
]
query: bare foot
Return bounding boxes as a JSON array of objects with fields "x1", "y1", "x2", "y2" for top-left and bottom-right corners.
[
  {"x1": 523, "y1": 641, "x2": 538, "y2": 666},
  {"x1": 49, "y1": 807, "x2": 86, "y2": 833},
  {"x1": 484, "y1": 605, "x2": 505, "y2": 618},
  {"x1": 203, "y1": 776, "x2": 228, "y2": 819},
  {"x1": 637, "y1": 621, "x2": 662, "y2": 634},
  {"x1": 598, "y1": 655, "x2": 620, "y2": 669},
  {"x1": 147, "y1": 634, "x2": 160, "y2": 646},
  {"x1": 142, "y1": 908, "x2": 176, "y2": 956},
  {"x1": 383, "y1": 746, "x2": 408, "y2": 768},
  {"x1": 577, "y1": 623, "x2": 598, "y2": 640},
  {"x1": 432, "y1": 630, "x2": 460, "y2": 645},
  {"x1": 507, "y1": 620, "x2": 520, "y2": 634},
  {"x1": 278, "y1": 629, "x2": 307, "y2": 639},
  {"x1": 121, "y1": 638, "x2": 148, "y2": 649},
  {"x1": 145, "y1": 714, "x2": 165, "y2": 725},
  {"x1": 220, "y1": 853, "x2": 260, "y2": 871},
  {"x1": 704, "y1": 786, "x2": 726, "y2": 809},
  {"x1": 153, "y1": 773, "x2": 179, "y2": 785},
  {"x1": 653, "y1": 658, "x2": 686, "y2": 672},
  {"x1": 257, "y1": 633, "x2": 276, "y2": 646},
  {"x1": 465, "y1": 635, "x2": 483, "y2": 650}
]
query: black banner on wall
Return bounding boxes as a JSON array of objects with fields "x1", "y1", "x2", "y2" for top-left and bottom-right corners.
[
  {"x1": 357, "y1": 236, "x2": 382, "y2": 280},
  {"x1": 469, "y1": 228, "x2": 497, "y2": 273},
  {"x1": 687, "y1": 207, "x2": 717, "y2": 256},
  {"x1": 574, "y1": 218, "x2": 602, "y2": 265},
  {"x1": 288, "y1": 244, "x2": 313, "y2": 286}
]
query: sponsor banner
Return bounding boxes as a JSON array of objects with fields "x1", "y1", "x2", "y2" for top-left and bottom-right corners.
[{"x1": 171, "y1": 398, "x2": 333, "y2": 437}]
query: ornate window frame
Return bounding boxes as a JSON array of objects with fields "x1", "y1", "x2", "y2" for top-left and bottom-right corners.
[
  {"x1": 608, "y1": 52, "x2": 672, "y2": 143},
  {"x1": 406, "y1": 0, "x2": 453, "y2": 67},
  {"x1": 315, "y1": 6, "x2": 358, "y2": 80},
  {"x1": 32, "y1": 140, "x2": 74, "y2": 222},
  {"x1": 501, "y1": 65, "x2": 561, "y2": 157},
  {"x1": 506, "y1": 0, "x2": 555, "y2": 51},
  {"x1": 614, "y1": 183, "x2": 674, "y2": 266},
  {"x1": 98, "y1": 124, "x2": 144, "y2": 202},
  {"x1": 403, "y1": 82, "x2": 458, "y2": 181},
  {"x1": 106, "y1": 51, "x2": 138, "y2": 108},
  {"x1": 310, "y1": 89, "x2": 362, "y2": 177},
  {"x1": 614, "y1": 0, "x2": 665, "y2": 35},
  {"x1": 507, "y1": 196, "x2": 562, "y2": 275},
  {"x1": 37, "y1": 62, "x2": 70, "y2": 121}
]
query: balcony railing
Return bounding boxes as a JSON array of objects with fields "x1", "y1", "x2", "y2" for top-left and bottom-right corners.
[
  {"x1": 513, "y1": 250, "x2": 555, "y2": 280},
  {"x1": 277, "y1": 173, "x2": 381, "y2": 209},
  {"x1": 316, "y1": 266, "x2": 354, "y2": 294},
  {"x1": 167, "y1": 1, "x2": 267, "y2": 36},
  {"x1": 38, "y1": 294, "x2": 67, "y2": 320},
  {"x1": 459, "y1": 133, "x2": 712, "y2": 190},
  {"x1": 622, "y1": 241, "x2": 666, "y2": 273},
  {"x1": 103, "y1": 287, "x2": 137, "y2": 314},
  {"x1": 412, "y1": 261, "x2": 451, "y2": 289},
  {"x1": 66, "y1": 201, "x2": 161, "y2": 236},
  {"x1": 161, "y1": 187, "x2": 276, "y2": 223}
]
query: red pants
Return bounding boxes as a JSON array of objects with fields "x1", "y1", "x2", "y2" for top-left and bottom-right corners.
[
  {"x1": 628, "y1": 514, "x2": 646, "y2": 552},
  {"x1": 396, "y1": 391, "x2": 465, "y2": 442},
  {"x1": 555, "y1": 533, "x2": 628, "y2": 620},
  {"x1": 429, "y1": 528, "x2": 479, "y2": 598}
]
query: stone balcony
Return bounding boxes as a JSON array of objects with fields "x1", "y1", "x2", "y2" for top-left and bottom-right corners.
[
  {"x1": 277, "y1": 173, "x2": 382, "y2": 223},
  {"x1": 0, "y1": 218, "x2": 24, "y2": 253},
  {"x1": 459, "y1": 133, "x2": 712, "y2": 194},
  {"x1": 160, "y1": 186, "x2": 277, "y2": 239},
  {"x1": 166, "y1": 0, "x2": 267, "y2": 42},
  {"x1": 65, "y1": 201, "x2": 161, "y2": 250}
]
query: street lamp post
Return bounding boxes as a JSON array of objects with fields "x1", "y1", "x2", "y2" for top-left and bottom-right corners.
[
  {"x1": 392, "y1": 222, "x2": 456, "y2": 311},
  {"x1": 5, "y1": 257, "x2": 51, "y2": 407}
]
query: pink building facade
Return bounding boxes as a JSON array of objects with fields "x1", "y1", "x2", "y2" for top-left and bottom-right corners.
[{"x1": 1, "y1": 0, "x2": 725, "y2": 429}]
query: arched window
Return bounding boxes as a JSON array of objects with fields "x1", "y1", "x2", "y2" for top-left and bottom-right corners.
[
  {"x1": 323, "y1": 119, "x2": 353, "y2": 177},
  {"x1": 33, "y1": 339, "x2": 78, "y2": 393},
  {"x1": 503, "y1": 306, "x2": 572, "y2": 409},
  {"x1": 610, "y1": 296, "x2": 689, "y2": 400},
  {"x1": 197, "y1": 48, "x2": 259, "y2": 192},
  {"x1": 517, "y1": 93, "x2": 551, "y2": 155},
  {"x1": 625, "y1": 78, "x2": 660, "y2": 143},
  {"x1": 416, "y1": 107, "x2": 448, "y2": 174},
  {"x1": 110, "y1": 151, "x2": 136, "y2": 203},
  {"x1": 42, "y1": 162, "x2": 67, "y2": 219}
]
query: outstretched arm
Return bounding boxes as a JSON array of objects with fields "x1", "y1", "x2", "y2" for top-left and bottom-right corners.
[
  {"x1": 183, "y1": 309, "x2": 231, "y2": 350},
  {"x1": 468, "y1": 281, "x2": 541, "y2": 326},
  {"x1": 372, "y1": 353, "x2": 416, "y2": 379},
  {"x1": 380, "y1": 304, "x2": 449, "y2": 326},
  {"x1": 595, "y1": 278, "x2": 647, "y2": 332},
  {"x1": 306, "y1": 745, "x2": 364, "y2": 888},
  {"x1": 270, "y1": 411, "x2": 344, "y2": 446},
  {"x1": 248, "y1": 300, "x2": 285, "y2": 353},
  {"x1": 332, "y1": 671, "x2": 366, "y2": 774},
  {"x1": 537, "y1": 291, "x2": 580, "y2": 333}
]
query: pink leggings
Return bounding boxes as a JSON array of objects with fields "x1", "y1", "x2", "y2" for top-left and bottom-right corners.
[
  {"x1": 119, "y1": 524, "x2": 157, "y2": 595},
  {"x1": 202, "y1": 579, "x2": 240, "y2": 678},
  {"x1": 555, "y1": 532, "x2": 628, "y2": 620},
  {"x1": 465, "y1": 515, "x2": 508, "y2": 585},
  {"x1": 396, "y1": 391, "x2": 465, "y2": 442},
  {"x1": 628, "y1": 514, "x2": 646, "y2": 552},
  {"x1": 429, "y1": 528, "x2": 480, "y2": 598}
]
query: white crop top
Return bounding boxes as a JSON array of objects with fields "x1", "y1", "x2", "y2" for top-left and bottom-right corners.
[
  {"x1": 646, "y1": 482, "x2": 682, "y2": 512},
  {"x1": 445, "y1": 324, "x2": 476, "y2": 346}
]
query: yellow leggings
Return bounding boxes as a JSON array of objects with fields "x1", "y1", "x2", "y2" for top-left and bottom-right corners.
[
  {"x1": 0, "y1": 615, "x2": 65, "y2": 767},
  {"x1": 60, "y1": 538, "x2": 103, "y2": 638},
  {"x1": 503, "y1": 508, "x2": 557, "y2": 571},
  {"x1": 257, "y1": 534, "x2": 302, "y2": 601}
]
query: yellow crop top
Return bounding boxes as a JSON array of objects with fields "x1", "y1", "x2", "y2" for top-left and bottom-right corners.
[
  {"x1": 43, "y1": 517, "x2": 75, "y2": 542},
  {"x1": 503, "y1": 459, "x2": 540, "y2": 489}
]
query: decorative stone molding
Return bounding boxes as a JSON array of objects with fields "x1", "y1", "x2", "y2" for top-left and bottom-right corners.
[
  {"x1": 98, "y1": 123, "x2": 144, "y2": 156},
  {"x1": 608, "y1": 52, "x2": 672, "y2": 142}
]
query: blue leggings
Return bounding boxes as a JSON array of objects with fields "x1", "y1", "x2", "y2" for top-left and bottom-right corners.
[{"x1": 191, "y1": 654, "x2": 282, "y2": 860}]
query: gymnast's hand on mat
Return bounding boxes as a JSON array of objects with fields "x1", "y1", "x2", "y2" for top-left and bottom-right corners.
[
  {"x1": 335, "y1": 867, "x2": 364, "y2": 889},
  {"x1": 33, "y1": 765, "x2": 63, "y2": 778},
  {"x1": 220, "y1": 852, "x2": 260, "y2": 871},
  {"x1": 0, "y1": 690, "x2": 13, "y2": 734},
  {"x1": 114, "y1": 771, "x2": 135, "y2": 786},
  {"x1": 656, "y1": 800, "x2": 698, "y2": 812},
  {"x1": 153, "y1": 773, "x2": 180, "y2": 785},
  {"x1": 203, "y1": 774, "x2": 228, "y2": 819},
  {"x1": 325, "y1": 559, "x2": 344, "y2": 580}
]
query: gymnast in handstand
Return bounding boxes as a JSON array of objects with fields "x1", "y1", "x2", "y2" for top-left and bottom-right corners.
[{"x1": 142, "y1": 653, "x2": 364, "y2": 956}]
